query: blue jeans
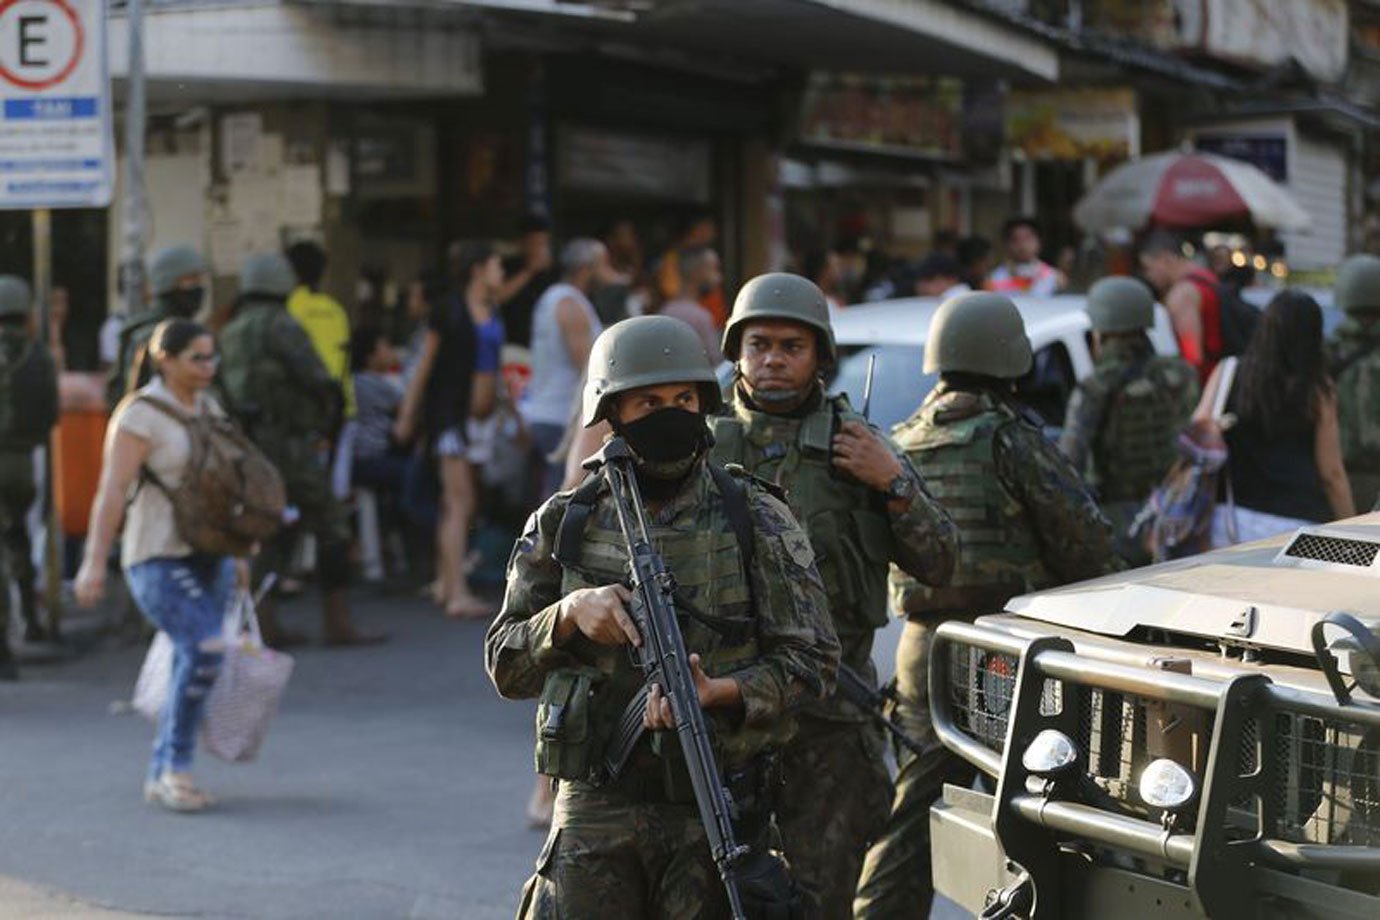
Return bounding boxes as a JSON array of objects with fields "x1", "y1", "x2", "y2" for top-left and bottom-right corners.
[{"x1": 126, "y1": 555, "x2": 236, "y2": 780}]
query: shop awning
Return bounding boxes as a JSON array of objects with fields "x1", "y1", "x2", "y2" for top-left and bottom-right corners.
[{"x1": 457, "y1": 0, "x2": 1059, "y2": 82}]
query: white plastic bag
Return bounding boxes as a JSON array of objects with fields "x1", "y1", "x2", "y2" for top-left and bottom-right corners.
[
  {"x1": 201, "y1": 591, "x2": 295, "y2": 763},
  {"x1": 132, "y1": 631, "x2": 174, "y2": 723}
]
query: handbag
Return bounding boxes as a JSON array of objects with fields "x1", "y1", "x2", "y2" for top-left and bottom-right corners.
[
  {"x1": 201, "y1": 589, "x2": 295, "y2": 763},
  {"x1": 132, "y1": 631, "x2": 174, "y2": 723},
  {"x1": 1131, "y1": 357, "x2": 1239, "y2": 561}
]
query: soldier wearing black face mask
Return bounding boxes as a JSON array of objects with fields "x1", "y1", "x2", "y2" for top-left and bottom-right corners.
[
  {"x1": 488, "y1": 314, "x2": 839, "y2": 920},
  {"x1": 107, "y1": 245, "x2": 209, "y2": 410}
]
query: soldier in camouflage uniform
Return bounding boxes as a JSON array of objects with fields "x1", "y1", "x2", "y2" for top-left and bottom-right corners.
[
  {"x1": 709, "y1": 273, "x2": 957, "y2": 919},
  {"x1": 218, "y1": 253, "x2": 381, "y2": 648},
  {"x1": 854, "y1": 292, "x2": 1122, "y2": 919},
  {"x1": 107, "y1": 245, "x2": 208, "y2": 409},
  {"x1": 487, "y1": 315, "x2": 839, "y2": 920},
  {"x1": 1331, "y1": 254, "x2": 1380, "y2": 512},
  {"x1": 0, "y1": 277, "x2": 59, "y2": 678},
  {"x1": 1058, "y1": 277, "x2": 1198, "y2": 565}
]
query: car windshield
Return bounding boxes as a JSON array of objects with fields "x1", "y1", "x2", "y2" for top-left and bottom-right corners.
[{"x1": 827, "y1": 345, "x2": 934, "y2": 432}]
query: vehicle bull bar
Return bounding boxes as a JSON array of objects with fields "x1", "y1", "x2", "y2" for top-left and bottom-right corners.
[{"x1": 930, "y1": 621, "x2": 1380, "y2": 919}]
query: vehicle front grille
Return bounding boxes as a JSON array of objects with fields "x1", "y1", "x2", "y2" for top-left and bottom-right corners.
[
  {"x1": 1283, "y1": 533, "x2": 1379, "y2": 568},
  {"x1": 944, "y1": 642, "x2": 1017, "y2": 753},
  {"x1": 1271, "y1": 710, "x2": 1380, "y2": 847}
]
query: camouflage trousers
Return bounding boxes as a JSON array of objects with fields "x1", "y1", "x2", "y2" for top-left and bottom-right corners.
[
  {"x1": 854, "y1": 619, "x2": 976, "y2": 919},
  {"x1": 0, "y1": 452, "x2": 37, "y2": 639},
  {"x1": 253, "y1": 436, "x2": 351, "y2": 590},
  {"x1": 774, "y1": 716, "x2": 892, "y2": 919},
  {"x1": 518, "y1": 779, "x2": 732, "y2": 920}
]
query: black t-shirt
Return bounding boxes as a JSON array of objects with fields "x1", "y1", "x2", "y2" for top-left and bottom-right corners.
[
  {"x1": 500, "y1": 257, "x2": 556, "y2": 348},
  {"x1": 1224, "y1": 389, "x2": 1330, "y2": 522},
  {"x1": 423, "y1": 293, "x2": 477, "y2": 439}
]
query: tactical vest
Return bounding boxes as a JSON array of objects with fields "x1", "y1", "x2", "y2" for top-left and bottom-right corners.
[
  {"x1": 534, "y1": 467, "x2": 769, "y2": 789},
  {"x1": 218, "y1": 303, "x2": 317, "y2": 437},
  {"x1": 1332, "y1": 323, "x2": 1380, "y2": 471},
  {"x1": 890, "y1": 390, "x2": 1051, "y2": 618},
  {"x1": 1094, "y1": 355, "x2": 1195, "y2": 503},
  {"x1": 709, "y1": 395, "x2": 893, "y2": 637},
  {"x1": 0, "y1": 331, "x2": 55, "y2": 451}
]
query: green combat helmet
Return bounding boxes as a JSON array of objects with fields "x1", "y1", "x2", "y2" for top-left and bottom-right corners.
[
  {"x1": 582, "y1": 315, "x2": 723, "y2": 426},
  {"x1": 924, "y1": 291, "x2": 1032, "y2": 379},
  {"x1": 0, "y1": 276, "x2": 33, "y2": 318},
  {"x1": 1086, "y1": 276, "x2": 1155, "y2": 333},
  {"x1": 239, "y1": 252, "x2": 297, "y2": 299},
  {"x1": 722, "y1": 272, "x2": 837, "y2": 368},
  {"x1": 148, "y1": 245, "x2": 207, "y2": 297},
  {"x1": 1334, "y1": 254, "x2": 1380, "y2": 315}
]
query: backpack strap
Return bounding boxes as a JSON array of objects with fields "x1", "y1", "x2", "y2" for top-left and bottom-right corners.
[
  {"x1": 708, "y1": 462, "x2": 755, "y2": 572},
  {"x1": 551, "y1": 472, "x2": 606, "y2": 570}
]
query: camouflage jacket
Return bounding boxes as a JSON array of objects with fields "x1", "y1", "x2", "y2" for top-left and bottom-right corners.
[
  {"x1": 486, "y1": 460, "x2": 839, "y2": 774},
  {"x1": 0, "y1": 329, "x2": 57, "y2": 452},
  {"x1": 1331, "y1": 318, "x2": 1380, "y2": 479},
  {"x1": 105, "y1": 304, "x2": 171, "y2": 411},
  {"x1": 893, "y1": 381, "x2": 1121, "y2": 618},
  {"x1": 217, "y1": 298, "x2": 341, "y2": 443},
  {"x1": 710, "y1": 388, "x2": 957, "y2": 722},
  {"x1": 1058, "y1": 336, "x2": 1199, "y2": 504}
]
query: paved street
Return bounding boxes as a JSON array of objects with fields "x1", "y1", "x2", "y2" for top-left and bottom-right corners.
[{"x1": 0, "y1": 587, "x2": 943, "y2": 920}]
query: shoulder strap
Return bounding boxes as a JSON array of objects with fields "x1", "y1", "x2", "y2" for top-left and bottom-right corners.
[
  {"x1": 551, "y1": 473, "x2": 606, "y2": 569},
  {"x1": 707, "y1": 463, "x2": 754, "y2": 572}
]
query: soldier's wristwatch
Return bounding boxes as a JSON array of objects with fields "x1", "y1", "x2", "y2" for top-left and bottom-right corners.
[{"x1": 882, "y1": 473, "x2": 916, "y2": 502}]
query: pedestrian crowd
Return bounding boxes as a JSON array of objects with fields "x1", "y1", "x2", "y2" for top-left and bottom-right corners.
[{"x1": 0, "y1": 205, "x2": 1376, "y2": 919}]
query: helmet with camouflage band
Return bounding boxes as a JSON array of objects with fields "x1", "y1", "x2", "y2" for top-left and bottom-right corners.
[
  {"x1": 239, "y1": 252, "x2": 298, "y2": 300},
  {"x1": 1086, "y1": 276, "x2": 1155, "y2": 333},
  {"x1": 924, "y1": 292, "x2": 1032, "y2": 379},
  {"x1": 1335, "y1": 254, "x2": 1380, "y2": 315},
  {"x1": 722, "y1": 272, "x2": 836, "y2": 369},
  {"x1": 582, "y1": 315, "x2": 723, "y2": 427},
  {"x1": 0, "y1": 276, "x2": 33, "y2": 319}
]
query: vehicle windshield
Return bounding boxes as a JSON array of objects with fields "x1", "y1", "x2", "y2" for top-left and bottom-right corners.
[{"x1": 827, "y1": 344, "x2": 934, "y2": 432}]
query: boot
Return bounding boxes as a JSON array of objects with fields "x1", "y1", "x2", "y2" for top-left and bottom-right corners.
[
  {"x1": 255, "y1": 595, "x2": 308, "y2": 650},
  {"x1": 321, "y1": 590, "x2": 387, "y2": 647},
  {"x1": 0, "y1": 642, "x2": 18, "y2": 682},
  {"x1": 20, "y1": 584, "x2": 46, "y2": 644}
]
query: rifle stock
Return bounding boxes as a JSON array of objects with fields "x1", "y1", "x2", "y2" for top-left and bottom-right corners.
[{"x1": 592, "y1": 438, "x2": 750, "y2": 920}]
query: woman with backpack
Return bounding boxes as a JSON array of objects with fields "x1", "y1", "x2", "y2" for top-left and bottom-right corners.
[
  {"x1": 1194, "y1": 290, "x2": 1356, "y2": 544},
  {"x1": 75, "y1": 319, "x2": 245, "y2": 812}
]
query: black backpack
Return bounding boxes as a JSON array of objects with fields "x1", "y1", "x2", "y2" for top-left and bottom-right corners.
[{"x1": 1216, "y1": 285, "x2": 1260, "y2": 358}]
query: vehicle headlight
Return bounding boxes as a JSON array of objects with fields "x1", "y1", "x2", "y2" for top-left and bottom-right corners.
[
  {"x1": 1021, "y1": 729, "x2": 1078, "y2": 777},
  {"x1": 1139, "y1": 759, "x2": 1198, "y2": 811}
]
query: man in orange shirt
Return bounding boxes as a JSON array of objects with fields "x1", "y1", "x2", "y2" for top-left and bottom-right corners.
[{"x1": 655, "y1": 209, "x2": 726, "y2": 327}]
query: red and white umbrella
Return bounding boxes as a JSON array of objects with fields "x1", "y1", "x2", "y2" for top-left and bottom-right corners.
[{"x1": 1073, "y1": 150, "x2": 1310, "y2": 233}]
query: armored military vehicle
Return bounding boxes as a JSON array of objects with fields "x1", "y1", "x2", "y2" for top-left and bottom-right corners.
[{"x1": 930, "y1": 513, "x2": 1380, "y2": 918}]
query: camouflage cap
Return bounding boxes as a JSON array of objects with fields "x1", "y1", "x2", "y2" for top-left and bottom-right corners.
[
  {"x1": 1086, "y1": 276, "x2": 1155, "y2": 333},
  {"x1": 722, "y1": 272, "x2": 836, "y2": 368},
  {"x1": 924, "y1": 291, "x2": 1032, "y2": 378},
  {"x1": 1334, "y1": 254, "x2": 1380, "y2": 315},
  {"x1": 582, "y1": 315, "x2": 722, "y2": 427},
  {"x1": 149, "y1": 245, "x2": 208, "y2": 296},
  {"x1": 0, "y1": 276, "x2": 33, "y2": 318},
  {"x1": 239, "y1": 252, "x2": 297, "y2": 299}
]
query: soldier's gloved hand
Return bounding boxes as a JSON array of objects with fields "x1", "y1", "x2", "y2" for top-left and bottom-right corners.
[
  {"x1": 831, "y1": 420, "x2": 903, "y2": 491},
  {"x1": 555, "y1": 584, "x2": 640, "y2": 647},
  {"x1": 734, "y1": 849, "x2": 804, "y2": 920},
  {"x1": 645, "y1": 654, "x2": 741, "y2": 729}
]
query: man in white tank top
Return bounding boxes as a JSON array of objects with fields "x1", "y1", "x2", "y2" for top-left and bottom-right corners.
[{"x1": 521, "y1": 238, "x2": 607, "y2": 499}]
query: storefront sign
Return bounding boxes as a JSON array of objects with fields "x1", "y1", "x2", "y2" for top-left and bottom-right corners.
[
  {"x1": 1194, "y1": 133, "x2": 1287, "y2": 183},
  {"x1": 558, "y1": 127, "x2": 709, "y2": 203},
  {"x1": 0, "y1": 0, "x2": 112, "y2": 208},
  {"x1": 1006, "y1": 88, "x2": 1138, "y2": 162},
  {"x1": 799, "y1": 72, "x2": 963, "y2": 160}
]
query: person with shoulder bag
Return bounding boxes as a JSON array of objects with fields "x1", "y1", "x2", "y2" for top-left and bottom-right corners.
[{"x1": 75, "y1": 319, "x2": 278, "y2": 813}]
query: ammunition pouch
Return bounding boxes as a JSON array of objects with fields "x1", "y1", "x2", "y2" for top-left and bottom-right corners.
[{"x1": 534, "y1": 667, "x2": 605, "y2": 782}]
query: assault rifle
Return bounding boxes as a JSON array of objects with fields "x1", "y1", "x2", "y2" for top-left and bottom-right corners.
[
  {"x1": 589, "y1": 438, "x2": 751, "y2": 920},
  {"x1": 835, "y1": 662, "x2": 927, "y2": 757}
]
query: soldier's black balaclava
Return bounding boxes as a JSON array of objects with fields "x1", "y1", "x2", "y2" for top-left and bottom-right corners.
[
  {"x1": 613, "y1": 405, "x2": 711, "y2": 494},
  {"x1": 161, "y1": 286, "x2": 205, "y2": 319}
]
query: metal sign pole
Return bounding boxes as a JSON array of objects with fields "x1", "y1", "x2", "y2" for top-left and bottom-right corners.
[
  {"x1": 31, "y1": 208, "x2": 62, "y2": 637},
  {"x1": 122, "y1": 0, "x2": 147, "y2": 319}
]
